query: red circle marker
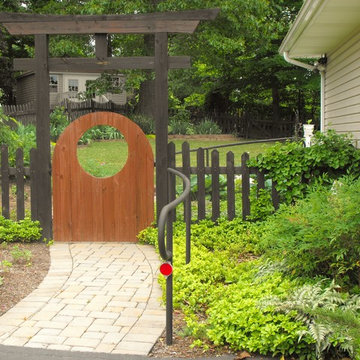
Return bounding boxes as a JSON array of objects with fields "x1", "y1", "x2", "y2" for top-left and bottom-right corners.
[{"x1": 160, "y1": 262, "x2": 173, "y2": 277}]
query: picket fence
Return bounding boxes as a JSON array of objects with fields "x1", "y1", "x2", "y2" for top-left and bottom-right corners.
[
  {"x1": 1, "y1": 142, "x2": 281, "y2": 223},
  {"x1": 168, "y1": 142, "x2": 280, "y2": 222}
]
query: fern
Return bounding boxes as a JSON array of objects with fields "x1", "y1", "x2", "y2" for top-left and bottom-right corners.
[{"x1": 261, "y1": 281, "x2": 360, "y2": 359}]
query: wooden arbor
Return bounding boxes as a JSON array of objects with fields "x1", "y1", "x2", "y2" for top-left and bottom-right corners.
[{"x1": 0, "y1": 9, "x2": 219, "y2": 239}]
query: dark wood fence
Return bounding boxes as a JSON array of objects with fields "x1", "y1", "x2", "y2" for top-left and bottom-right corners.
[
  {"x1": 2, "y1": 100, "x2": 128, "y2": 125},
  {"x1": 64, "y1": 99, "x2": 128, "y2": 122},
  {"x1": 2, "y1": 103, "x2": 36, "y2": 126},
  {"x1": 0, "y1": 145, "x2": 37, "y2": 221},
  {"x1": 168, "y1": 142, "x2": 280, "y2": 222}
]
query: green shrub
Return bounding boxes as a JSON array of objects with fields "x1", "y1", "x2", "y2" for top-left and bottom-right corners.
[
  {"x1": 247, "y1": 185, "x2": 275, "y2": 222},
  {"x1": 50, "y1": 106, "x2": 69, "y2": 141},
  {"x1": 194, "y1": 118, "x2": 222, "y2": 135},
  {"x1": 78, "y1": 125, "x2": 123, "y2": 145},
  {"x1": 0, "y1": 216, "x2": 42, "y2": 243},
  {"x1": 11, "y1": 245, "x2": 32, "y2": 264},
  {"x1": 15, "y1": 123, "x2": 36, "y2": 165},
  {"x1": 169, "y1": 109, "x2": 194, "y2": 135},
  {"x1": 260, "y1": 176, "x2": 360, "y2": 286},
  {"x1": 179, "y1": 175, "x2": 227, "y2": 201},
  {"x1": 250, "y1": 130, "x2": 360, "y2": 203},
  {"x1": 138, "y1": 220, "x2": 316, "y2": 358},
  {"x1": 263, "y1": 281, "x2": 360, "y2": 359},
  {"x1": 0, "y1": 109, "x2": 21, "y2": 166},
  {"x1": 131, "y1": 114, "x2": 155, "y2": 134},
  {"x1": 0, "y1": 109, "x2": 37, "y2": 166}
]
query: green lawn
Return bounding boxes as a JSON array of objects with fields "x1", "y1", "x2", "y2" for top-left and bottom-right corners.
[{"x1": 77, "y1": 137, "x2": 275, "y2": 178}]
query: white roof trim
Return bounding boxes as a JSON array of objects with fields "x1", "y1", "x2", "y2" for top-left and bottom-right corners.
[{"x1": 279, "y1": 0, "x2": 360, "y2": 58}]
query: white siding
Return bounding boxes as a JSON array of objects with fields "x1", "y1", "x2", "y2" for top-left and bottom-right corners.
[{"x1": 324, "y1": 30, "x2": 360, "y2": 147}]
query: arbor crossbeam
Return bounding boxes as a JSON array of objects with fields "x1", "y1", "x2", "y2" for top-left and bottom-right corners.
[{"x1": 13, "y1": 56, "x2": 191, "y2": 72}]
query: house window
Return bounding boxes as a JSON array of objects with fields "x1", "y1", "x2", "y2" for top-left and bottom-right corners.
[
  {"x1": 68, "y1": 79, "x2": 79, "y2": 92},
  {"x1": 50, "y1": 75, "x2": 58, "y2": 93}
]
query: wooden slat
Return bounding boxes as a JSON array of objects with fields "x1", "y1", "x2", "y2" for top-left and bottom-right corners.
[
  {"x1": 211, "y1": 150, "x2": 220, "y2": 222},
  {"x1": 0, "y1": 9, "x2": 220, "y2": 23},
  {"x1": 14, "y1": 56, "x2": 191, "y2": 72},
  {"x1": 5, "y1": 19, "x2": 200, "y2": 35},
  {"x1": 226, "y1": 151, "x2": 235, "y2": 220},
  {"x1": 0, "y1": 9, "x2": 220, "y2": 35},
  {"x1": 95, "y1": 33, "x2": 108, "y2": 58},
  {"x1": 196, "y1": 148, "x2": 205, "y2": 220},
  {"x1": 168, "y1": 142, "x2": 176, "y2": 222},
  {"x1": 241, "y1": 152, "x2": 250, "y2": 220},
  {"x1": 30, "y1": 148, "x2": 38, "y2": 221},
  {"x1": 35, "y1": 34, "x2": 52, "y2": 239},
  {"x1": 15, "y1": 148, "x2": 25, "y2": 220},
  {"x1": 181, "y1": 142, "x2": 191, "y2": 262},
  {"x1": 272, "y1": 181, "x2": 280, "y2": 210},
  {"x1": 182, "y1": 142, "x2": 191, "y2": 219},
  {"x1": 257, "y1": 170, "x2": 265, "y2": 190},
  {"x1": 1, "y1": 145, "x2": 10, "y2": 219},
  {"x1": 155, "y1": 32, "x2": 169, "y2": 221}
]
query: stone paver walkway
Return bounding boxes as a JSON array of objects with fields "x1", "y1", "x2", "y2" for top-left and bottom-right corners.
[{"x1": 0, "y1": 243, "x2": 165, "y2": 355}]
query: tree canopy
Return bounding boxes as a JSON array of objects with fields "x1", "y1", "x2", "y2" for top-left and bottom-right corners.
[{"x1": 0, "y1": 0, "x2": 321, "y2": 133}]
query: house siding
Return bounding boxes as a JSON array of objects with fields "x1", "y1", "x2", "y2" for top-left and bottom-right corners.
[
  {"x1": 16, "y1": 73, "x2": 36, "y2": 105},
  {"x1": 16, "y1": 72, "x2": 126, "y2": 108},
  {"x1": 324, "y1": 30, "x2": 360, "y2": 147}
]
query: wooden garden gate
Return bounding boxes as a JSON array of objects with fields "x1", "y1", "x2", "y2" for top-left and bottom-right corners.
[{"x1": 52, "y1": 112, "x2": 154, "y2": 242}]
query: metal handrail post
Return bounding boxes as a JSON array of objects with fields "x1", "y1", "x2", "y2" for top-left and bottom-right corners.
[{"x1": 157, "y1": 168, "x2": 191, "y2": 345}]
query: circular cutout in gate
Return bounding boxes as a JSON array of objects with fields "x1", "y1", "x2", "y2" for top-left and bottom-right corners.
[{"x1": 77, "y1": 125, "x2": 128, "y2": 178}]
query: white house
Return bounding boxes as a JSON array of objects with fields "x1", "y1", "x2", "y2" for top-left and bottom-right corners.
[
  {"x1": 279, "y1": 0, "x2": 360, "y2": 146},
  {"x1": 16, "y1": 71, "x2": 127, "y2": 108}
]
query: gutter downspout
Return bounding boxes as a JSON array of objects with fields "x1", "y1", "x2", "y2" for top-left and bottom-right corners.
[
  {"x1": 319, "y1": 69, "x2": 325, "y2": 132},
  {"x1": 283, "y1": 52, "x2": 325, "y2": 132}
]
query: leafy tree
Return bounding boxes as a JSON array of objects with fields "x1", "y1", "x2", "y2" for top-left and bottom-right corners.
[{"x1": 0, "y1": 0, "x2": 321, "y2": 133}]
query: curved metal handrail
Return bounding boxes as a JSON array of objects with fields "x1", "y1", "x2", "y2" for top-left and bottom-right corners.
[{"x1": 158, "y1": 168, "x2": 191, "y2": 261}]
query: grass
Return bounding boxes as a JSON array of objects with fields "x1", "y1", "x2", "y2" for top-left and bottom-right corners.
[
  {"x1": 77, "y1": 137, "x2": 276, "y2": 178},
  {"x1": 77, "y1": 140, "x2": 129, "y2": 178}
]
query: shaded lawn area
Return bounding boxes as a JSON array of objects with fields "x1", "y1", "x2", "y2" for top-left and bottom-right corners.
[{"x1": 77, "y1": 137, "x2": 275, "y2": 178}]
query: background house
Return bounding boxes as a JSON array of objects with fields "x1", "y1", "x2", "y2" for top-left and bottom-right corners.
[
  {"x1": 16, "y1": 71, "x2": 127, "y2": 109},
  {"x1": 279, "y1": 0, "x2": 360, "y2": 146}
]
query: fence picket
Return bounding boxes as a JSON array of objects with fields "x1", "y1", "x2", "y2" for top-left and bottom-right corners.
[
  {"x1": 181, "y1": 142, "x2": 191, "y2": 262},
  {"x1": 168, "y1": 142, "x2": 176, "y2": 222},
  {"x1": 1, "y1": 145, "x2": 10, "y2": 218},
  {"x1": 16, "y1": 148, "x2": 25, "y2": 220},
  {"x1": 226, "y1": 151, "x2": 235, "y2": 220},
  {"x1": 241, "y1": 152, "x2": 250, "y2": 220},
  {"x1": 30, "y1": 148, "x2": 38, "y2": 221},
  {"x1": 196, "y1": 148, "x2": 206, "y2": 220},
  {"x1": 257, "y1": 169, "x2": 265, "y2": 190},
  {"x1": 182, "y1": 142, "x2": 191, "y2": 219},
  {"x1": 211, "y1": 150, "x2": 220, "y2": 221},
  {"x1": 272, "y1": 181, "x2": 280, "y2": 210}
]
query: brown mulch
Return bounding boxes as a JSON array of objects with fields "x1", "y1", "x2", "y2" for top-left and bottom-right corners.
[
  {"x1": 150, "y1": 310, "x2": 236, "y2": 358},
  {"x1": 0, "y1": 242, "x2": 51, "y2": 316}
]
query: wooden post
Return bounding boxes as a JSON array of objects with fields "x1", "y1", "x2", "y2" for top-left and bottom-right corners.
[
  {"x1": 211, "y1": 150, "x2": 220, "y2": 221},
  {"x1": 95, "y1": 33, "x2": 108, "y2": 58},
  {"x1": 155, "y1": 32, "x2": 169, "y2": 220},
  {"x1": 168, "y1": 142, "x2": 176, "y2": 221},
  {"x1": 35, "y1": 34, "x2": 52, "y2": 239},
  {"x1": 30, "y1": 148, "x2": 38, "y2": 221},
  {"x1": 197, "y1": 148, "x2": 205, "y2": 220},
  {"x1": 16, "y1": 148, "x2": 25, "y2": 221},
  {"x1": 226, "y1": 151, "x2": 235, "y2": 220},
  {"x1": 241, "y1": 152, "x2": 250, "y2": 220},
  {"x1": 1, "y1": 145, "x2": 10, "y2": 219}
]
